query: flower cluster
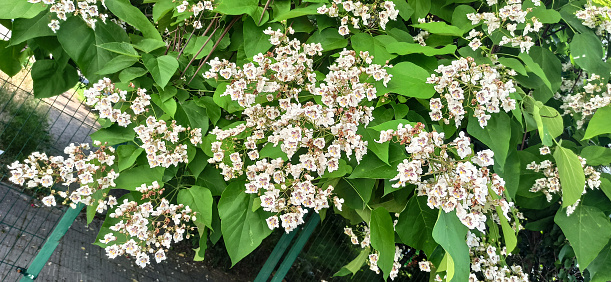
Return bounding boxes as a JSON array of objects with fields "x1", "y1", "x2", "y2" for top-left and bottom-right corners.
[
  {"x1": 576, "y1": 4, "x2": 611, "y2": 35},
  {"x1": 426, "y1": 57, "x2": 517, "y2": 128},
  {"x1": 175, "y1": 0, "x2": 215, "y2": 29},
  {"x1": 526, "y1": 147, "x2": 601, "y2": 214},
  {"x1": 317, "y1": 0, "x2": 399, "y2": 36},
  {"x1": 27, "y1": 0, "x2": 110, "y2": 31},
  {"x1": 466, "y1": 0, "x2": 542, "y2": 53},
  {"x1": 344, "y1": 224, "x2": 405, "y2": 280},
  {"x1": 205, "y1": 29, "x2": 391, "y2": 233},
  {"x1": 378, "y1": 123, "x2": 516, "y2": 232},
  {"x1": 466, "y1": 231, "x2": 529, "y2": 281},
  {"x1": 555, "y1": 74, "x2": 611, "y2": 129},
  {"x1": 83, "y1": 78, "x2": 203, "y2": 167},
  {"x1": 102, "y1": 181, "x2": 197, "y2": 268},
  {"x1": 8, "y1": 142, "x2": 118, "y2": 209}
]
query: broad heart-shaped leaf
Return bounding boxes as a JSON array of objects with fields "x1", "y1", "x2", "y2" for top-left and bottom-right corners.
[
  {"x1": 334, "y1": 178, "x2": 375, "y2": 210},
  {"x1": 90, "y1": 123, "x2": 135, "y2": 146},
  {"x1": 466, "y1": 112, "x2": 511, "y2": 167},
  {"x1": 334, "y1": 247, "x2": 370, "y2": 277},
  {"x1": 451, "y1": 5, "x2": 477, "y2": 31},
  {"x1": 106, "y1": 0, "x2": 162, "y2": 41},
  {"x1": 177, "y1": 186, "x2": 213, "y2": 230},
  {"x1": 497, "y1": 57, "x2": 528, "y2": 76},
  {"x1": 243, "y1": 18, "x2": 273, "y2": 59},
  {"x1": 349, "y1": 142, "x2": 406, "y2": 179},
  {"x1": 116, "y1": 144, "x2": 144, "y2": 172},
  {"x1": 218, "y1": 181, "x2": 273, "y2": 266},
  {"x1": 553, "y1": 146, "x2": 585, "y2": 207},
  {"x1": 351, "y1": 33, "x2": 396, "y2": 65},
  {"x1": 376, "y1": 61, "x2": 435, "y2": 98},
  {"x1": 306, "y1": 28, "x2": 348, "y2": 51},
  {"x1": 395, "y1": 196, "x2": 439, "y2": 257},
  {"x1": 432, "y1": 211, "x2": 469, "y2": 282},
  {"x1": 213, "y1": 83, "x2": 242, "y2": 113},
  {"x1": 555, "y1": 204, "x2": 611, "y2": 271},
  {"x1": 97, "y1": 42, "x2": 139, "y2": 57},
  {"x1": 408, "y1": 0, "x2": 430, "y2": 21},
  {"x1": 175, "y1": 100, "x2": 209, "y2": 134},
  {"x1": 583, "y1": 106, "x2": 611, "y2": 140},
  {"x1": 114, "y1": 166, "x2": 164, "y2": 191},
  {"x1": 0, "y1": 41, "x2": 27, "y2": 77},
  {"x1": 370, "y1": 207, "x2": 395, "y2": 280},
  {"x1": 530, "y1": 46, "x2": 562, "y2": 93},
  {"x1": 9, "y1": 10, "x2": 55, "y2": 46},
  {"x1": 0, "y1": 0, "x2": 46, "y2": 19},
  {"x1": 142, "y1": 54, "x2": 179, "y2": 88},
  {"x1": 31, "y1": 59, "x2": 79, "y2": 98},
  {"x1": 570, "y1": 30, "x2": 611, "y2": 82},
  {"x1": 358, "y1": 127, "x2": 389, "y2": 165},
  {"x1": 119, "y1": 67, "x2": 148, "y2": 82},
  {"x1": 57, "y1": 17, "x2": 129, "y2": 82},
  {"x1": 185, "y1": 35, "x2": 213, "y2": 60},
  {"x1": 411, "y1": 22, "x2": 463, "y2": 36},
  {"x1": 386, "y1": 42, "x2": 457, "y2": 56},
  {"x1": 133, "y1": 39, "x2": 166, "y2": 53},
  {"x1": 581, "y1": 146, "x2": 611, "y2": 166},
  {"x1": 214, "y1": 0, "x2": 258, "y2": 15},
  {"x1": 95, "y1": 55, "x2": 138, "y2": 75},
  {"x1": 519, "y1": 52, "x2": 552, "y2": 92},
  {"x1": 587, "y1": 240, "x2": 611, "y2": 282},
  {"x1": 272, "y1": 3, "x2": 323, "y2": 22}
]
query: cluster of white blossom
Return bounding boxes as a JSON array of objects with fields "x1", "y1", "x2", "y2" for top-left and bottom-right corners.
[
  {"x1": 26, "y1": 0, "x2": 109, "y2": 31},
  {"x1": 205, "y1": 29, "x2": 391, "y2": 233},
  {"x1": 465, "y1": 232, "x2": 529, "y2": 281},
  {"x1": 466, "y1": 0, "x2": 542, "y2": 53},
  {"x1": 103, "y1": 181, "x2": 197, "y2": 268},
  {"x1": 576, "y1": 4, "x2": 611, "y2": 35},
  {"x1": 8, "y1": 142, "x2": 118, "y2": 209},
  {"x1": 344, "y1": 224, "x2": 405, "y2": 280},
  {"x1": 526, "y1": 146, "x2": 601, "y2": 214},
  {"x1": 135, "y1": 116, "x2": 202, "y2": 168},
  {"x1": 378, "y1": 123, "x2": 515, "y2": 232},
  {"x1": 316, "y1": 0, "x2": 399, "y2": 36},
  {"x1": 175, "y1": 0, "x2": 214, "y2": 29},
  {"x1": 554, "y1": 74, "x2": 611, "y2": 129},
  {"x1": 426, "y1": 57, "x2": 517, "y2": 128}
]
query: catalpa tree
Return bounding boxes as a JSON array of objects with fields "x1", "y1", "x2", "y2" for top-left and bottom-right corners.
[{"x1": 1, "y1": 0, "x2": 611, "y2": 280}]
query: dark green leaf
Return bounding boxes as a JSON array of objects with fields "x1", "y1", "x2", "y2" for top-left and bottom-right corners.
[
  {"x1": 215, "y1": 0, "x2": 258, "y2": 16},
  {"x1": 243, "y1": 17, "x2": 272, "y2": 59},
  {"x1": 352, "y1": 33, "x2": 396, "y2": 65},
  {"x1": 370, "y1": 207, "x2": 395, "y2": 280},
  {"x1": 95, "y1": 55, "x2": 138, "y2": 75},
  {"x1": 334, "y1": 247, "x2": 370, "y2": 277},
  {"x1": 432, "y1": 211, "x2": 469, "y2": 282},
  {"x1": 467, "y1": 112, "x2": 511, "y2": 167},
  {"x1": 114, "y1": 166, "x2": 164, "y2": 191},
  {"x1": 306, "y1": 28, "x2": 348, "y2": 51},
  {"x1": 396, "y1": 196, "x2": 439, "y2": 256},
  {"x1": 9, "y1": 10, "x2": 54, "y2": 46},
  {"x1": 0, "y1": 0, "x2": 46, "y2": 19},
  {"x1": 411, "y1": 22, "x2": 463, "y2": 36},
  {"x1": 97, "y1": 42, "x2": 139, "y2": 57},
  {"x1": 90, "y1": 123, "x2": 136, "y2": 146},
  {"x1": 386, "y1": 42, "x2": 457, "y2": 56},
  {"x1": 119, "y1": 67, "x2": 148, "y2": 82},
  {"x1": 553, "y1": 145, "x2": 585, "y2": 207},
  {"x1": 142, "y1": 53, "x2": 178, "y2": 88},
  {"x1": 583, "y1": 106, "x2": 611, "y2": 140},
  {"x1": 31, "y1": 59, "x2": 78, "y2": 98},
  {"x1": 106, "y1": 0, "x2": 162, "y2": 40},
  {"x1": 178, "y1": 186, "x2": 213, "y2": 229},
  {"x1": 116, "y1": 145, "x2": 143, "y2": 172},
  {"x1": 581, "y1": 146, "x2": 611, "y2": 166}
]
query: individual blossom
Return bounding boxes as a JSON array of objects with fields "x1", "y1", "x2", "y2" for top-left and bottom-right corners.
[{"x1": 317, "y1": 0, "x2": 399, "y2": 35}]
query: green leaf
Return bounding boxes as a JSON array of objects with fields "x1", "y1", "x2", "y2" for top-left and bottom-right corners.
[
  {"x1": 196, "y1": 96, "x2": 221, "y2": 125},
  {"x1": 153, "y1": 0, "x2": 174, "y2": 23},
  {"x1": 581, "y1": 146, "x2": 611, "y2": 166},
  {"x1": 0, "y1": 0, "x2": 46, "y2": 19},
  {"x1": 218, "y1": 181, "x2": 273, "y2": 266},
  {"x1": 386, "y1": 42, "x2": 457, "y2": 56},
  {"x1": 376, "y1": 61, "x2": 435, "y2": 98},
  {"x1": 119, "y1": 67, "x2": 148, "y2": 82},
  {"x1": 352, "y1": 33, "x2": 396, "y2": 65},
  {"x1": 31, "y1": 59, "x2": 78, "y2": 98},
  {"x1": 175, "y1": 100, "x2": 209, "y2": 133},
  {"x1": 498, "y1": 57, "x2": 528, "y2": 76},
  {"x1": 320, "y1": 159, "x2": 353, "y2": 179},
  {"x1": 530, "y1": 46, "x2": 562, "y2": 93},
  {"x1": 0, "y1": 41, "x2": 26, "y2": 77},
  {"x1": 116, "y1": 145, "x2": 143, "y2": 172},
  {"x1": 570, "y1": 31, "x2": 611, "y2": 82},
  {"x1": 583, "y1": 106, "x2": 611, "y2": 140},
  {"x1": 334, "y1": 247, "x2": 370, "y2": 277},
  {"x1": 306, "y1": 28, "x2": 348, "y2": 51},
  {"x1": 114, "y1": 166, "x2": 164, "y2": 191},
  {"x1": 452, "y1": 5, "x2": 477, "y2": 31},
  {"x1": 587, "y1": 241, "x2": 611, "y2": 282},
  {"x1": 213, "y1": 83, "x2": 242, "y2": 113},
  {"x1": 334, "y1": 178, "x2": 375, "y2": 210},
  {"x1": 106, "y1": 0, "x2": 162, "y2": 41},
  {"x1": 185, "y1": 35, "x2": 213, "y2": 60},
  {"x1": 349, "y1": 143, "x2": 405, "y2": 179},
  {"x1": 555, "y1": 204, "x2": 611, "y2": 271},
  {"x1": 193, "y1": 227, "x2": 208, "y2": 261},
  {"x1": 496, "y1": 205, "x2": 517, "y2": 253},
  {"x1": 197, "y1": 165, "x2": 227, "y2": 196},
  {"x1": 95, "y1": 55, "x2": 139, "y2": 75},
  {"x1": 272, "y1": 3, "x2": 323, "y2": 22},
  {"x1": 133, "y1": 38, "x2": 166, "y2": 53},
  {"x1": 142, "y1": 54, "x2": 179, "y2": 88},
  {"x1": 90, "y1": 124, "x2": 136, "y2": 146},
  {"x1": 395, "y1": 196, "x2": 439, "y2": 256},
  {"x1": 97, "y1": 42, "x2": 139, "y2": 57},
  {"x1": 178, "y1": 186, "x2": 213, "y2": 229},
  {"x1": 553, "y1": 145, "x2": 585, "y2": 207},
  {"x1": 391, "y1": 0, "x2": 414, "y2": 21},
  {"x1": 188, "y1": 148, "x2": 208, "y2": 178},
  {"x1": 370, "y1": 207, "x2": 395, "y2": 280},
  {"x1": 467, "y1": 112, "x2": 511, "y2": 167},
  {"x1": 528, "y1": 6, "x2": 561, "y2": 24},
  {"x1": 408, "y1": 0, "x2": 430, "y2": 21},
  {"x1": 243, "y1": 17, "x2": 273, "y2": 59},
  {"x1": 57, "y1": 17, "x2": 129, "y2": 82},
  {"x1": 411, "y1": 22, "x2": 463, "y2": 36},
  {"x1": 93, "y1": 193, "x2": 137, "y2": 248},
  {"x1": 214, "y1": 0, "x2": 258, "y2": 16},
  {"x1": 359, "y1": 127, "x2": 389, "y2": 165},
  {"x1": 519, "y1": 52, "x2": 552, "y2": 92},
  {"x1": 9, "y1": 10, "x2": 54, "y2": 46},
  {"x1": 432, "y1": 211, "x2": 469, "y2": 282},
  {"x1": 151, "y1": 93, "x2": 177, "y2": 117},
  {"x1": 259, "y1": 143, "x2": 289, "y2": 161},
  {"x1": 370, "y1": 119, "x2": 414, "y2": 132}
]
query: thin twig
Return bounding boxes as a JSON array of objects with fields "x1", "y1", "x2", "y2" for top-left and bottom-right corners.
[
  {"x1": 259, "y1": 0, "x2": 272, "y2": 25},
  {"x1": 180, "y1": 17, "x2": 219, "y2": 78},
  {"x1": 189, "y1": 16, "x2": 240, "y2": 84},
  {"x1": 177, "y1": 13, "x2": 214, "y2": 59}
]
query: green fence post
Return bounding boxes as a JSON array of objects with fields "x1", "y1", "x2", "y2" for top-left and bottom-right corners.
[
  {"x1": 270, "y1": 213, "x2": 320, "y2": 282},
  {"x1": 19, "y1": 203, "x2": 84, "y2": 281},
  {"x1": 254, "y1": 228, "x2": 299, "y2": 282}
]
